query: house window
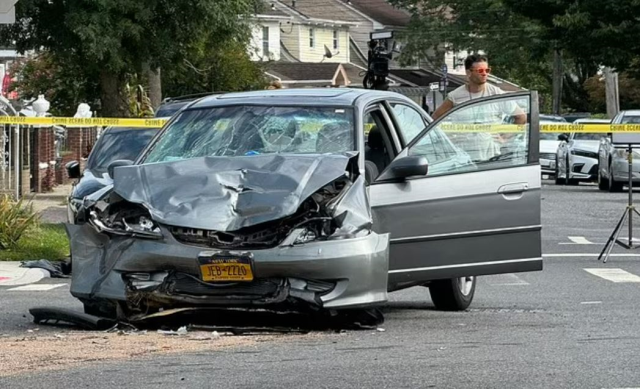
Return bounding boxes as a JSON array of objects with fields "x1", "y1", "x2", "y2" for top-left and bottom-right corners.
[
  {"x1": 309, "y1": 28, "x2": 315, "y2": 48},
  {"x1": 333, "y1": 30, "x2": 339, "y2": 50},
  {"x1": 262, "y1": 27, "x2": 270, "y2": 58}
]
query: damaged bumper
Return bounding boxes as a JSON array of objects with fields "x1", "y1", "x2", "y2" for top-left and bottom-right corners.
[{"x1": 66, "y1": 224, "x2": 389, "y2": 313}]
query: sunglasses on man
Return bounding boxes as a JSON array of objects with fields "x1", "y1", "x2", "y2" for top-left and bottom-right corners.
[{"x1": 469, "y1": 67, "x2": 492, "y2": 74}]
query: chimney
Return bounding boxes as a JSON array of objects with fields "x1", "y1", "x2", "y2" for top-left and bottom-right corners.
[{"x1": 292, "y1": 0, "x2": 296, "y2": 8}]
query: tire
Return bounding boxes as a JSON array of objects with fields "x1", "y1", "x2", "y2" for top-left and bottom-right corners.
[
  {"x1": 598, "y1": 168, "x2": 609, "y2": 191},
  {"x1": 565, "y1": 158, "x2": 579, "y2": 186},
  {"x1": 429, "y1": 276, "x2": 476, "y2": 311},
  {"x1": 608, "y1": 164, "x2": 624, "y2": 192},
  {"x1": 555, "y1": 163, "x2": 564, "y2": 185}
]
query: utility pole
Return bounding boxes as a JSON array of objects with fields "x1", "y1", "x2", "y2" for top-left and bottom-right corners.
[
  {"x1": 604, "y1": 67, "x2": 620, "y2": 119},
  {"x1": 552, "y1": 48, "x2": 563, "y2": 115}
]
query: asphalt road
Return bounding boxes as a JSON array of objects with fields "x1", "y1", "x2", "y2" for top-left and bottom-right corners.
[{"x1": 3, "y1": 181, "x2": 640, "y2": 388}]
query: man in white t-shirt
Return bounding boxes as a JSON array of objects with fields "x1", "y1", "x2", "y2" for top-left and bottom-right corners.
[{"x1": 432, "y1": 54, "x2": 526, "y2": 125}]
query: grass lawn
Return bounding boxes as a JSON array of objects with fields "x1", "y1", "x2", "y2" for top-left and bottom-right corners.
[{"x1": 0, "y1": 223, "x2": 69, "y2": 261}]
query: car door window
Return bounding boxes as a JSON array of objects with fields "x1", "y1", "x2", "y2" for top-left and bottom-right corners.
[
  {"x1": 407, "y1": 95, "x2": 531, "y2": 177},
  {"x1": 363, "y1": 109, "x2": 393, "y2": 183},
  {"x1": 389, "y1": 103, "x2": 427, "y2": 144}
]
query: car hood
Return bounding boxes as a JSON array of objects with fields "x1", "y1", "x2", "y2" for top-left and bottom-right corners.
[
  {"x1": 540, "y1": 140, "x2": 560, "y2": 154},
  {"x1": 571, "y1": 140, "x2": 600, "y2": 153},
  {"x1": 111, "y1": 153, "x2": 358, "y2": 231}
]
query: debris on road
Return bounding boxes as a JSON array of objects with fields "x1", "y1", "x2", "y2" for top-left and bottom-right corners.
[
  {"x1": 20, "y1": 259, "x2": 71, "y2": 278},
  {"x1": 157, "y1": 326, "x2": 188, "y2": 336},
  {"x1": 30, "y1": 307, "x2": 117, "y2": 331}
]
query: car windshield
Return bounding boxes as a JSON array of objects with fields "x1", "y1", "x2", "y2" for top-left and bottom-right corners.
[
  {"x1": 622, "y1": 116, "x2": 640, "y2": 124},
  {"x1": 573, "y1": 133, "x2": 602, "y2": 141},
  {"x1": 86, "y1": 128, "x2": 159, "y2": 174},
  {"x1": 144, "y1": 106, "x2": 355, "y2": 163}
]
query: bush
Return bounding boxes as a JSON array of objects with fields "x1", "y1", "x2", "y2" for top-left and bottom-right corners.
[{"x1": 0, "y1": 195, "x2": 40, "y2": 249}]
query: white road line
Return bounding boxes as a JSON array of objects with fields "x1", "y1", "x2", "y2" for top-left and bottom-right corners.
[
  {"x1": 584, "y1": 268, "x2": 640, "y2": 283},
  {"x1": 568, "y1": 236, "x2": 594, "y2": 244},
  {"x1": 580, "y1": 301, "x2": 602, "y2": 305},
  {"x1": 543, "y1": 254, "x2": 640, "y2": 258},
  {"x1": 7, "y1": 284, "x2": 66, "y2": 291},
  {"x1": 486, "y1": 273, "x2": 530, "y2": 286}
]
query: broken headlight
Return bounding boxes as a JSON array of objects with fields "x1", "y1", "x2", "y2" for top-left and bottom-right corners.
[{"x1": 89, "y1": 206, "x2": 163, "y2": 240}]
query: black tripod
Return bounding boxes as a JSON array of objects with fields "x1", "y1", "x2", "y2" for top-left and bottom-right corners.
[{"x1": 598, "y1": 144, "x2": 640, "y2": 263}]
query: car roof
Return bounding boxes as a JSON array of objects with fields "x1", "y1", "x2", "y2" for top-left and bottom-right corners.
[
  {"x1": 622, "y1": 110, "x2": 640, "y2": 116},
  {"x1": 188, "y1": 88, "x2": 405, "y2": 109}
]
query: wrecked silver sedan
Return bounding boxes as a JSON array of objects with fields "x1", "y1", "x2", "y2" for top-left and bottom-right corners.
[{"x1": 66, "y1": 89, "x2": 542, "y2": 319}]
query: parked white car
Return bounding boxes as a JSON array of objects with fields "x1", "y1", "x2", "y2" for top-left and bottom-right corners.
[
  {"x1": 539, "y1": 121, "x2": 570, "y2": 178},
  {"x1": 598, "y1": 110, "x2": 640, "y2": 191},
  {"x1": 556, "y1": 129, "x2": 604, "y2": 185}
]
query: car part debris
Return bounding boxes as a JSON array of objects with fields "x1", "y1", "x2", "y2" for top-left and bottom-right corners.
[
  {"x1": 20, "y1": 259, "x2": 71, "y2": 278},
  {"x1": 29, "y1": 307, "x2": 117, "y2": 331}
]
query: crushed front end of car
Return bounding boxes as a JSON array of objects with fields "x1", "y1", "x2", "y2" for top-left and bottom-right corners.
[{"x1": 66, "y1": 153, "x2": 389, "y2": 320}]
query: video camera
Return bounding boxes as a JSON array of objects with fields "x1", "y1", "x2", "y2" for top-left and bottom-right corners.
[{"x1": 364, "y1": 30, "x2": 399, "y2": 90}]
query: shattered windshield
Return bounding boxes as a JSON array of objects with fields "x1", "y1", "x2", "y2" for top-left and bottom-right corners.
[{"x1": 144, "y1": 106, "x2": 356, "y2": 163}]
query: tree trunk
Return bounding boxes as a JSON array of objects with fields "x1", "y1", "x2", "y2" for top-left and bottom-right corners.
[
  {"x1": 552, "y1": 48, "x2": 563, "y2": 115},
  {"x1": 149, "y1": 67, "x2": 162, "y2": 109},
  {"x1": 99, "y1": 70, "x2": 129, "y2": 117},
  {"x1": 604, "y1": 67, "x2": 620, "y2": 119}
]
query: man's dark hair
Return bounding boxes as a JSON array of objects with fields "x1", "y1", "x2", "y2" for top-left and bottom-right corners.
[{"x1": 464, "y1": 54, "x2": 488, "y2": 70}]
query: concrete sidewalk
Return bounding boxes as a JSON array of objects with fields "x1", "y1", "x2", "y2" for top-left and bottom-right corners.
[
  {"x1": 0, "y1": 262, "x2": 48, "y2": 286},
  {"x1": 27, "y1": 184, "x2": 72, "y2": 224}
]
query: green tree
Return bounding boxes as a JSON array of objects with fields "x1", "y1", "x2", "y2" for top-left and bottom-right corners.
[
  {"x1": 391, "y1": 0, "x2": 639, "y2": 113},
  {"x1": 1, "y1": 0, "x2": 262, "y2": 117}
]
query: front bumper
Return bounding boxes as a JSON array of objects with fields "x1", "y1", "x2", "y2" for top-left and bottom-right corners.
[
  {"x1": 66, "y1": 224, "x2": 390, "y2": 312},
  {"x1": 569, "y1": 155, "x2": 598, "y2": 181}
]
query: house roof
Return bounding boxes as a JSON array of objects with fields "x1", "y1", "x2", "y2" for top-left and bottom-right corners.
[
  {"x1": 265, "y1": 62, "x2": 370, "y2": 87},
  {"x1": 390, "y1": 69, "x2": 464, "y2": 90},
  {"x1": 274, "y1": 0, "x2": 362, "y2": 23},
  {"x1": 345, "y1": 0, "x2": 412, "y2": 27},
  {"x1": 258, "y1": 1, "x2": 290, "y2": 17}
]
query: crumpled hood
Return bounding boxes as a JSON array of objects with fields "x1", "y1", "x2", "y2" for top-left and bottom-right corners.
[
  {"x1": 112, "y1": 153, "x2": 357, "y2": 231},
  {"x1": 571, "y1": 140, "x2": 600, "y2": 154},
  {"x1": 540, "y1": 140, "x2": 560, "y2": 154}
]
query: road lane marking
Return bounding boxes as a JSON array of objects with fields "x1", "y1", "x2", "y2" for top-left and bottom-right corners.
[
  {"x1": 580, "y1": 301, "x2": 602, "y2": 305},
  {"x1": 568, "y1": 236, "x2": 594, "y2": 244},
  {"x1": 7, "y1": 284, "x2": 66, "y2": 291},
  {"x1": 584, "y1": 268, "x2": 640, "y2": 283},
  {"x1": 487, "y1": 273, "x2": 530, "y2": 286},
  {"x1": 543, "y1": 254, "x2": 640, "y2": 258}
]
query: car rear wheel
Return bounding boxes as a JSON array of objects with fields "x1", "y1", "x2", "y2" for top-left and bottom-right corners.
[
  {"x1": 429, "y1": 276, "x2": 476, "y2": 311},
  {"x1": 598, "y1": 168, "x2": 609, "y2": 191},
  {"x1": 608, "y1": 164, "x2": 624, "y2": 192},
  {"x1": 565, "y1": 157, "x2": 579, "y2": 186}
]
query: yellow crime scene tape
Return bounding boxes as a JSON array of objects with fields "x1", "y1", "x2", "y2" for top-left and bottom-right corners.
[{"x1": 0, "y1": 116, "x2": 637, "y2": 134}]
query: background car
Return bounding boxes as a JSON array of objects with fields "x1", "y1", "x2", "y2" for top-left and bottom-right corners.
[
  {"x1": 555, "y1": 126, "x2": 606, "y2": 185},
  {"x1": 540, "y1": 114, "x2": 567, "y2": 123},
  {"x1": 65, "y1": 124, "x2": 163, "y2": 223},
  {"x1": 598, "y1": 110, "x2": 640, "y2": 191},
  {"x1": 539, "y1": 121, "x2": 570, "y2": 178}
]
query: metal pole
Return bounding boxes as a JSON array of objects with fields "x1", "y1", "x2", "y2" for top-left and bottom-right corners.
[
  {"x1": 629, "y1": 145, "x2": 633, "y2": 245},
  {"x1": 13, "y1": 124, "x2": 18, "y2": 198}
]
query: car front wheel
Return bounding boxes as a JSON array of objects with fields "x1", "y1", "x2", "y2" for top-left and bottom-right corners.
[
  {"x1": 609, "y1": 164, "x2": 624, "y2": 192},
  {"x1": 429, "y1": 276, "x2": 476, "y2": 311}
]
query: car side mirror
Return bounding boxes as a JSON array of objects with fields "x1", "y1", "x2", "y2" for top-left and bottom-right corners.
[
  {"x1": 65, "y1": 160, "x2": 81, "y2": 179},
  {"x1": 558, "y1": 134, "x2": 569, "y2": 142},
  {"x1": 107, "y1": 159, "x2": 134, "y2": 178},
  {"x1": 377, "y1": 156, "x2": 428, "y2": 182}
]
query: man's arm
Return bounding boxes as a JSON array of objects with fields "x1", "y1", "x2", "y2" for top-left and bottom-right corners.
[{"x1": 431, "y1": 99, "x2": 453, "y2": 120}]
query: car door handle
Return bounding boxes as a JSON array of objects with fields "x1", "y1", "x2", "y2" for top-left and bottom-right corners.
[{"x1": 497, "y1": 183, "x2": 529, "y2": 194}]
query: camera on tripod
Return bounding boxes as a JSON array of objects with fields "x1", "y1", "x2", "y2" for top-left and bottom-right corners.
[{"x1": 364, "y1": 30, "x2": 399, "y2": 90}]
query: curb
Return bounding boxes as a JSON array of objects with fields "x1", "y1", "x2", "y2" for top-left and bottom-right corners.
[{"x1": 0, "y1": 262, "x2": 48, "y2": 286}]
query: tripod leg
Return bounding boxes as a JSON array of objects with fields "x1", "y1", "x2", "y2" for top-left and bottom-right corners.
[
  {"x1": 599, "y1": 208, "x2": 629, "y2": 262},
  {"x1": 606, "y1": 211, "x2": 629, "y2": 263}
]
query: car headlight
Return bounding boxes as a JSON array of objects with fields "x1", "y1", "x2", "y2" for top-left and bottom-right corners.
[
  {"x1": 89, "y1": 211, "x2": 163, "y2": 239},
  {"x1": 571, "y1": 149, "x2": 598, "y2": 159}
]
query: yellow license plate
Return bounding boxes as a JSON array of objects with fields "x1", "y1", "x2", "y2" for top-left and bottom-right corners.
[{"x1": 200, "y1": 262, "x2": 254, "y2": 282}]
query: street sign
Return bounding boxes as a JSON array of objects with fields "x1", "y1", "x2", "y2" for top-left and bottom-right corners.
[
  {"x1": 429, "y1": 82, "x2": 439, "y2": 91},
  {"x1": 439, "y1": 80, "x2": 446, "y2": 92},
  {"x1": 441, "y1": 63, "x2": 448, "y2": 74}
]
